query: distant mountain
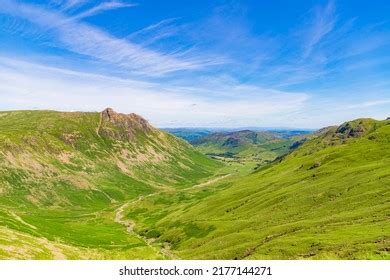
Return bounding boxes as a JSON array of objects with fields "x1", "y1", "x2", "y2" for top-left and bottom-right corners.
[
  {"x1": 190, "y1": 130, "x2": 296, "y2": 165},
  {"x1": 163, "y1": 127, "x2": 312, "y2": 143},
  {"x1": 162, "y1": 128, "x2": 212, "y2": 143},
  {"x1": 193, "y1": 130, "x2": 280, "y2": 146}
]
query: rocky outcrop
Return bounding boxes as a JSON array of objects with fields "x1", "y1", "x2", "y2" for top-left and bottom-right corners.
[
  {"x1": 99, "y1": 108, "x2": 153, "y2": 141},
  {"x1": 335, "y1": 120, "x2": 374, "y2": 138}
]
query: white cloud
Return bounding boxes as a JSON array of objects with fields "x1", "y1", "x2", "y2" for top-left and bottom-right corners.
[
  {"x1": 347, "y1": 99, "x2": 390, "y2": 109},
  {"x1": 73, "y1": 1, "x2": 137, "y2": 20},
  {"x1": 50, "y1": 0, "x2": 88, "y2": 10},
  {"x1": 61, "y1": 0, "x2": 88, "y2": 10},
  {"x1": 1, "y1": 0, "x2": 388, "y2": 129},
  {"x1": 0, "y1": 57, "x2": 308, "y2": 127},
  {"x1": 302, "y1": 0, "x2": 336, "y2": 58},
  {"x1": 126, "y1": 18, "x2": 182, "y2": 47},
  {"x1": 0, "y1": 0, "x2": 225, "y2": 76}
]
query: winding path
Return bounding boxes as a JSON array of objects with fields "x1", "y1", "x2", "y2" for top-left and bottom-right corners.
[
  {"x1": 114, "y1": 194, "x2": 177, "y2": 259},
  {"x1": 114, "y1": 173, "x2": 233, "y2": 259},
  {"x1": 187, "y1": 173, "x2": 233, "y2": 189}
]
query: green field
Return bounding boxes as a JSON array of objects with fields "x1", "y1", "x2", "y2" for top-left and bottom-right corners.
[{"x1": 0, "y1": 110, "x2": 389, "y2": 259}]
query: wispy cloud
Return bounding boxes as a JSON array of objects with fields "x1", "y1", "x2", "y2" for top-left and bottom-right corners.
[
  {"x1": 263, "y1": 0, "x2": 389, "y2": 88},
  {"x1": 347, "y1": 99, "x2": 390, "y2": 109},
  {"x1": 0, "y1": 0, "x2": 225, "y2": 76},
  {"x1": 51, "y1": 0, "x2": 88, "y2": 10},
  {"x1": 64, "y1": 0, "x2": 87, "y2": 9},
  {"x1": 301, "y1": 0, "x2": 336, "y2": 58},
  {"x1": 0, "y1": 0, "x2": 388, "y2": 127},
  {"x1": 0, "y1": 57, "x2": 308, "y2": 127},
  {"x1": 345, "y1": 56, "x2": 390, "y2": 71},
  {"x1": 73, "y1": 1, "x2": 137, "y2": 20},
  {"x1": 127, "y1": 18, "x2": 182, "y2": 46},
  {"x1": 129, "y1": 18, "x2": 179, "y2": 37},
  {"x1": 192, "y1": 3, "x2": 277, "y2": 73}
]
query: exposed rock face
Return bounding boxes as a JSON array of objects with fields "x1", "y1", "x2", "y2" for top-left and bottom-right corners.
[
  {"x1": 99, "y1": 108, "x2": 153, "y2": 141},
  {"x1": 102, "y1": 107, "x2": 115, "y2": 121},
  {"x1": 335, "y1": 120, "x2": 372, "y2": 138}
]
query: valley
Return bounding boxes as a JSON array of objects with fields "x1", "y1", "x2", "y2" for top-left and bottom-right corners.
[
  {"x1": 166, "y1": 128, "x2": 310, "y2": 170},
  {"x1": 0, "y1": 109, "x2": 389, "y2": 259}
]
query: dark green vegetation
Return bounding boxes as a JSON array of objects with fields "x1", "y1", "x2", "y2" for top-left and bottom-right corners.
[
  {"x1": 0, "y1": 110, "x2": 389, "y2": 259},
  {"x1": 162, "y1": 128, "x2": 212, "y2": 143},
  {"x1": 191, "y1": 130, "x2": 294, "y2": 167}
]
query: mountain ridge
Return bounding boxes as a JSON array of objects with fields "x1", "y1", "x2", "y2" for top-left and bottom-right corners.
[{"x1": 0, "y1": 109, "x2": 223, "y2": 259}]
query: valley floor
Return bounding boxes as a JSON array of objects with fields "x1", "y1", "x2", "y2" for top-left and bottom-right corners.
[{"x1": 0, "y1": 163, "x2": 243, "y2": 260}]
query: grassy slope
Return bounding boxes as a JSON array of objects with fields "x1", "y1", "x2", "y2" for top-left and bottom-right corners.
[
  {"x1": 0, "y1": 110, "x2": 222, "y2": 259},
  {"x1": 126, "y1": 118, "x2": 390, "y2": 259},
  {"x1": 1, "y1": 111, "x2": 389, "y2": 260},
  {"x1": 193, "y1": 130, "x2": 294, "y2": 166}
]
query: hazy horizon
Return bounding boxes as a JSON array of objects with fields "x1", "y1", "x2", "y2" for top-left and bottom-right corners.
[{"x1": 1, "y1": 107, "x2": 388, "y2": 130}]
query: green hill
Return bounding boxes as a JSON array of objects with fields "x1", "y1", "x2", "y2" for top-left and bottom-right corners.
[
  {"x1": 162, "y1": 128, "x2": 212, "y2": 143},
  {"x1": 1, "y1": 111, "x2": 389, "y2": 260},
  {"x1": 192, "y1": 130, "x2": 294, "y2": 167},
  {"x1": 0, "y1": 108, "x2": 222, "y2": 259},
  {"x1": 122, "y1": 118, "x2": 390, "y2": 259}
]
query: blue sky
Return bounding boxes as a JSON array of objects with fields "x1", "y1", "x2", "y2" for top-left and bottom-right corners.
[{"x1": 0, "y1": 0, "x2": 389, "y2": 128}]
